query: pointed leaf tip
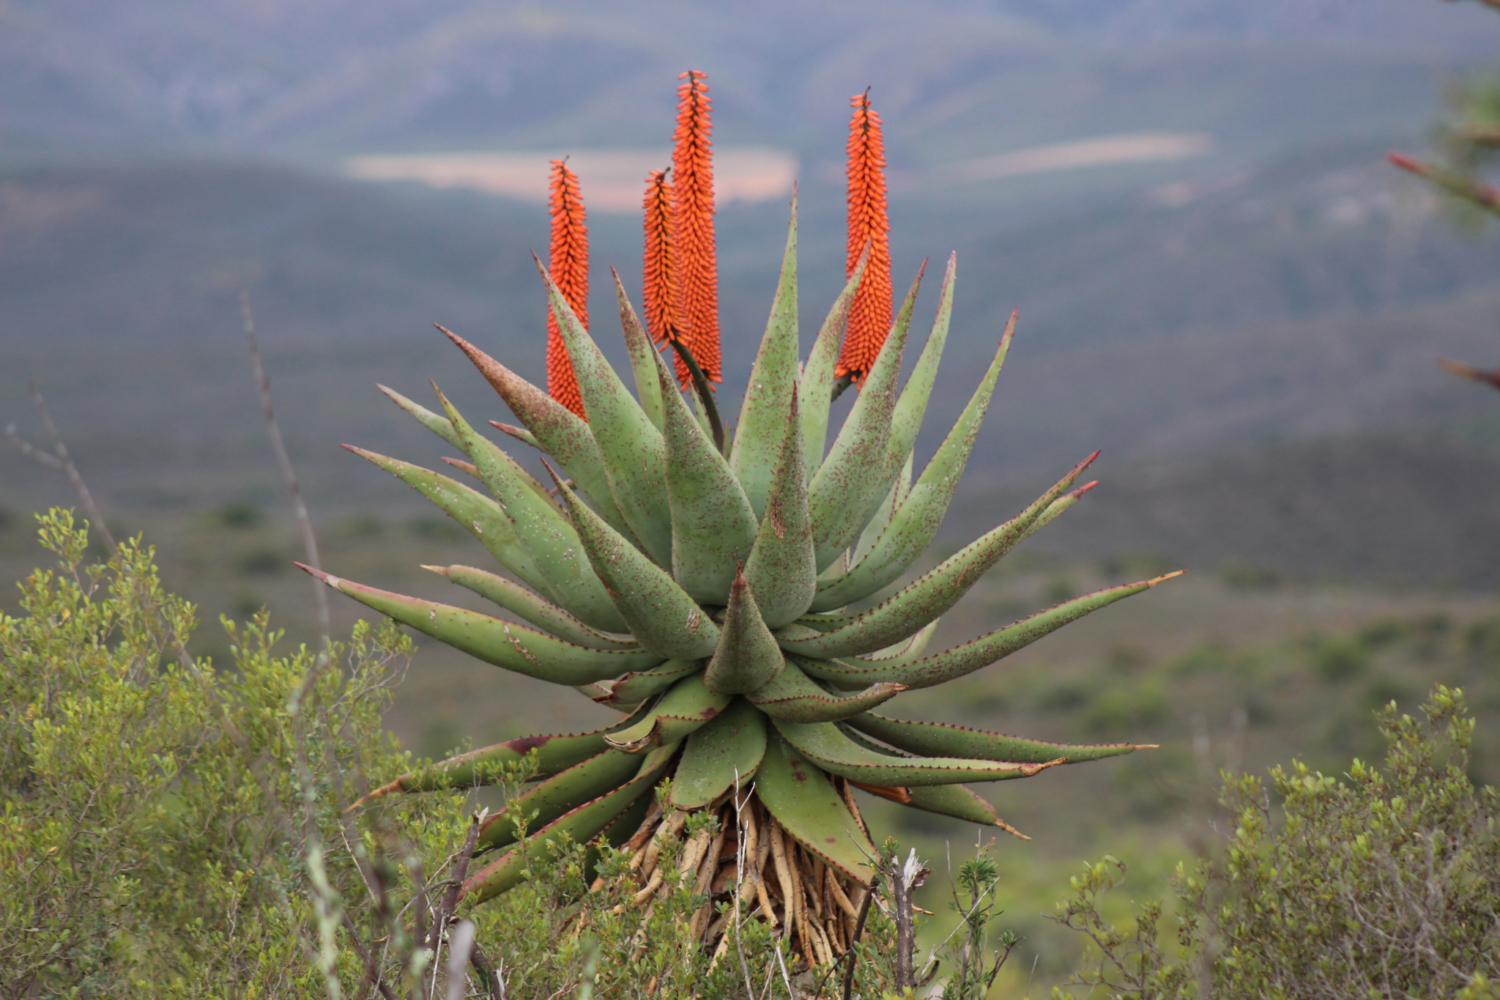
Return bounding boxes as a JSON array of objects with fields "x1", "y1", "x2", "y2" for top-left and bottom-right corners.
[
  {"x1": 1146, "y1": 570, "x2": 1185, "y2": 587},
  {"x1": 1070, "y1": 481, "x2": 1099, "y2": 500}
]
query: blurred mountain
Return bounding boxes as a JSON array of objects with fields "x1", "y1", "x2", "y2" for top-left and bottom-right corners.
[{"x1": 4, "y1": 0, "x2": 1496, "y2": 166}]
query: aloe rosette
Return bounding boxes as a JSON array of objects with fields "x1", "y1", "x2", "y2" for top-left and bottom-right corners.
[{"x1": 315, "y1": 76, "x2": 1176, "y2": 967}]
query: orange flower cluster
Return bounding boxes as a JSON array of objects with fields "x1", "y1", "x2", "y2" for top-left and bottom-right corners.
[
  {"x1": 669, "y1": 70, "x2": 721, "y2": 387},
  {"x1": 546, "y1": 159, "x2": 589, "y2": 419},
  {"x1": 837, "y1": 90, "x2": 893, "y2": 385},
  {"x1": 642, "y1": 168, "x2": 682, "y2": 359}
]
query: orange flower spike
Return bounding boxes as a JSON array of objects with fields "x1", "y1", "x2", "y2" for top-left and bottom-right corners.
[
  {"x1": 546, "y1": 158, "x2": 589, "y2": 419},
  {"x1": 671, "y1": 69, "x2": 722, "y2": 387},
  {"x1": 838, "y1": 89, "x2": 894, "y2": 385},
  {"x1": 642, "y1": 168, "x2": 682, "y2": 354}
]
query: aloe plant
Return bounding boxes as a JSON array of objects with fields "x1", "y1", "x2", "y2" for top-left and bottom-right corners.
[{"x1": 314, "y1": 74, "x2": 1176, "y2": 968}]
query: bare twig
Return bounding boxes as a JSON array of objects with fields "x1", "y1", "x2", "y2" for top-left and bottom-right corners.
[
  {"x1": 342, "y1": 911, "x2": 402, "y2": 1000},
  {"x1": 242, "y1": 291, "x2": 332, "y2": 662},
  {"x1": 428, "y1": 813, "x2": 485, "y2": 956},
  {"x1": 11, "y1": 382, "x2": 119, "y2": 553},
  {"x1": 840, "y1": 878, "x2": 876, "y2": 1000}
]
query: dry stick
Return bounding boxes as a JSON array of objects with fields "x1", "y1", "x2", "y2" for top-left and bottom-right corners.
[
  {"x1": 342, "y1": 911, "x2": 403, "y2": 1000},
  {"x1": 427, "y1": 815, "x2": 484, "y2": 957},
  {"x1": 242, "y1": 292, "x2": 332, "y2": 664},
  {"x1": 242, "y1": 292, "x2": 365, "y2": 998},
  {"x1": 5, "y1": 385, "x2": 117, "y2": 553},
  {"x1": 840, "y1": 884, "x2": 877, "y2": 1000}
]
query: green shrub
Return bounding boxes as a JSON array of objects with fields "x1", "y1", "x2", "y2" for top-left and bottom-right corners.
[
  {"x1": 1052, "y1": 685, "x2": 1500, "y2": 1000},
  {"x1": 0, "y1": 510, "x2": 920, "y2": 998}
]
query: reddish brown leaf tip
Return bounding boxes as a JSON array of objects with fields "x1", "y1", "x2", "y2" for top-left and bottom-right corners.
[
  {"x1": 1069, "y1": 480, "x2": 1099, "y2": 500},
  {"x1": 1387, "y1": 151, "x2": 1423, "y2": 174}
]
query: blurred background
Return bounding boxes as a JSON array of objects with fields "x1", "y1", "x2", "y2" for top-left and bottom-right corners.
[{"x1": 4, "y1": 0, "x2": 1500, "y2": 988}]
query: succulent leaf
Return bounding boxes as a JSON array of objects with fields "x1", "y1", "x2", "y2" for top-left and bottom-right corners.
[
  {"x1": 440, "y1": 390, "x2": 630, "y2": 632},
  {"x1": 477, "y1": 749, "x2": 641, "y2": 852},
  {"x1": 431, "y1": 564, "x2": 638, "y2": 650},
  {"x1": 799, "y1": 242, "x2": 870, "y2": 480},
  {"x1": 300, "y1": 565, "x2": 662, "y2": 683},
  {"x1": 811, "y1": 310, "x2": 1016, "y2": 611},
  {"x1": 550, "y1": 468, "x2": 723, "y2": 659},
  {"x1": 730, "y1": 196, "x2": 800, "y2": 518},
  {"x1": 612, "y1": 269, "x2": 665, "y2": 431},
  {"x1": 538, "y1": 257, "x2": 674, "y2": 564},
  {"x1": 462, "y1": 750, "x2": 673, "y2": 904},
  {"x1": 846, "y1": 713, "x2": 1144, "y2": 764},
  {"x1": 743, "y1": 390, "x2": 817, "y2": 628},
  {"x1": 806, "y1": 265, "x2": 916, "y2": 570},
  {"x1": 802, "y1": 575, "x2": 1177, "y2": 690},
  {"x1": 772, "y1": 717, "x2": 1062, "y2": 786},
  {"x1": 901, "y1": 784, "x2": 1015, "y2": 831},
  {"x1": 604, "y1": 674, "x2": 731, "y2": 753},
  {"x1": 437, "y1": 325, "x2": 636, "y2": 539},
  {"x1": 657, "y1": 353, "x2": 759, "y2": 602},
  {"x1": 594, "y1": 658, "x2": 701, "y2": 706},
  {"x1": 353, "y1": 729, "x2": 611, "y2": 805},
  {"x1": 778, "y1": 451, "x2": 1099, "y2": 659},
  {"x1": 341, "y1": 445, "x2": 553, "y2": 598},
  {"x1": 756, "y1": 735, "x2": 875, "y2": 883},
  {"x1": 747, "y1": 657, "x2": 904, "y2": 722},
  {"x1": 704, "y1": 568, "x2": 786, "y2": 694},
  {"x1": 378, "y1": 384, "x2": 462, "y2": 449},
  {"x1": 669, "y1": 698, "x2": 767, "y2": 809}
]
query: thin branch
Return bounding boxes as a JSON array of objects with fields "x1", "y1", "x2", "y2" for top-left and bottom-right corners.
[
  {"x1": 4, "y1": 422, "x2": 64, "y2": 469},
  {"x1": 342, "y1": 911, "x2": 403, "y2": 1000},
  {"x1": 242, "y1": 291, "x2": 332, "y2": 663},
  {"x1": 840, "y1": 877, "x2": 877, "y2": 1000},
  {"x1": 428, "y1": 814, "x2": 485, "y2": 956},
  {"x1": 21, "y1": 381, "x2": 118, "y2": 553}
]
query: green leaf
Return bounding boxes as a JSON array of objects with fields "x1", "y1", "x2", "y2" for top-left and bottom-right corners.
[
  {"x1": 440, "y1": 391, "x2": 629, "y2": 632},
  {"x1": 777, "y1": 451, "x2": 1099, "y2": 659},
  {"x1": 901, "y1": 784, "x2": 1010, "y2": 829},
  {"x1": 354, "y1": 730, "x2": 612, "y2": 803},
  {"x1": 859, "y1": 252, "x2": 957, "y2": 528},
  {"x1": 669, "y1": 698, "x2": 768, "y2": 810},
  {"x1": 771, "y1": 717, "x2": 1063, "y2": 786},
  {"x1": 704, "y1": 568, "x2": 786, "y2": 694},
  {"x1": 799, "y1": 575, "x2": 1178, "y2": 690},
  {"x1": 656, "y1": 355, "x2": 758, "y2": 603},
  {"x1": 594, "y1": 659, "x2": 701, "y2": 707},
  {"x1": 747, "y1": 657, "x2": 904, "y2": 722},
  {"x1": 300, "y1": 564, "x2": 661, "y2": 684},
  {"x1": 462, "y1": 753, "x2": 672, "y2": 904},
  {"x1": 810, "y1": 309, "x2": 1015, "y2": 611},
  {"x1": 845, "y1": 713, "x2": 1147, "y2": 764},
  {"x1": 343, "y1": 445, "x2": 551, "y2": 599},
  {"x1": 806, "y1": 264, "x2": 918, "y2": 571},
  {"x1": 433, "y1": 564, "x2": 637, "y2": 650},
  {"x1": 744, "y1": 389, "x2": 817, "y2": 628},
  {"x1": 756, "y1": 734, "x2": 875, "y2": 884},
  {"x1": 437, "y1": 326, "x2": 637, "y2": 540},
  {"x1": 550, "y1": 469, "x2": 722, "y2": 660},
  {"x1": 377, "y1": 383, "x2": 462, "y2": 449},
  {"x1": 612, "y1": 271, "x2": 665, "y2": 431},
  {"x1": 539, "y1": 258, "x2": 673, "y2": 564},
  {"x1": 477, "y1": 750, "x2": 643, "y2": 852},
  {"x1": 799, "y1": 243, "x2": 869, "y2": 481},
  {"x1": 604, "y1": 674, "x2": 732, "y2": 753},
  {"x1": 731, "y1": 195, "x2": 800, "y2": 518}
]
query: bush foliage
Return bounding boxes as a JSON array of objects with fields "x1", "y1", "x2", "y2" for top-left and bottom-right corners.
[{"x1": 1054, "y1": 686, "x2": 1500, "y2": 1000}]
